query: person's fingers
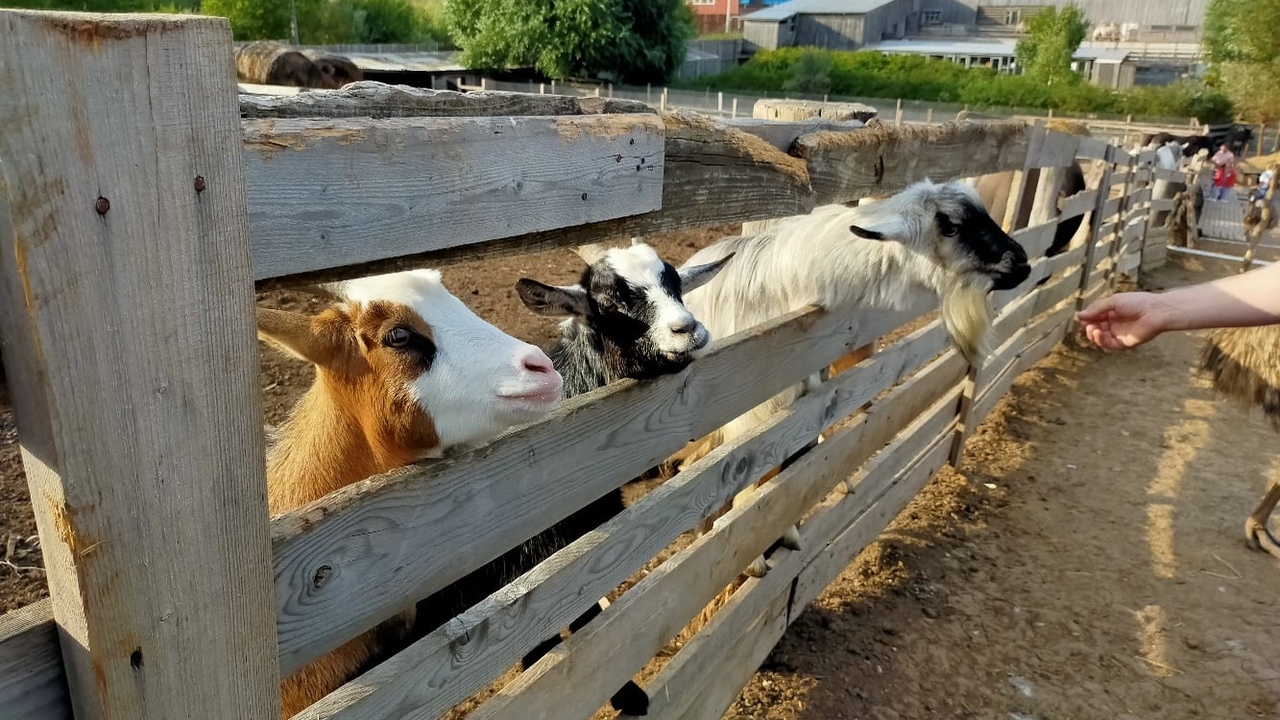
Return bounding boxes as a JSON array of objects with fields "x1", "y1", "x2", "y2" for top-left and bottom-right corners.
[{"x1": 1077, "y1": 296, "x2": 1117, "y2": 321}]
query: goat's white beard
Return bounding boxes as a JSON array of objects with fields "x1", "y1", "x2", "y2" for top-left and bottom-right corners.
[{"x1": 939, "y1": 278, "x2": 995, "y2": 365}]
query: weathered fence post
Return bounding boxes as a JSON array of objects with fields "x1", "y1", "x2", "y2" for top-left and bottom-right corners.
[
  {"x1": 0, "y1": 10, "x2": 279, "y2": 719},
  {"x1": 1076, "y1": 145, "x2": 1118, "y2": 310}
]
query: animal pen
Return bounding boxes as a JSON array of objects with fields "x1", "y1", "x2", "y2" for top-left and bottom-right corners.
[{"x1": 0, "y1": 10, "x2": 1177, "y2": 720}]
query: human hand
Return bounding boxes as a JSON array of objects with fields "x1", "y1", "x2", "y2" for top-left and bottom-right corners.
[{"x1": 1076, "y1": 292, "x2": 1172, "y2": 350}]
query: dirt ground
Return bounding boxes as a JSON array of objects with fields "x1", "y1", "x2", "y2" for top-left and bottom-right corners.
[{"x1": 1, "y1": 240, "x2": 1277, "y2": 719}]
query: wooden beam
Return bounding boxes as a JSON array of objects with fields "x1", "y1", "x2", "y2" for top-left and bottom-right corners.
[
  {"x1": 0, "y1": 601, "x2": 70, "y2": 720},
  {"x1": 240, "y1": 82, "x2": 654, "y2": 119},
  {"x1": 466, "y1": 365, "x2": 964, "y2": 720},
  {"x1": 794, "y1": 120, "x2": 1031, "y2": 205},
  {"x1": 269, "y1": 295, "x2": 933, "y2": 676},
  {"x1": 718, "y1": 117, "x2": 865, "y2": 152},
  {"x1": 295, "y1": 314, "x2": 949, "y2": 720},
  {"x1": 244, "y1": 114, "x2": 666, "y2": 279},
  {"x1": 254, "y1": 112, "x2": 813, "y2": 289},
  {"x1": 0, "y1": 10, "x2": 278, "y2": 719}
]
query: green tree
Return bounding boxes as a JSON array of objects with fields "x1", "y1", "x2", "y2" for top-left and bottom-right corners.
[
  {"x1": 1015, "y1": 4, "x2": 1088, "y2": 86},
  {"x1": 444, "y1": 0, "x2": 693, "y2": 83},
  {"x1": 1204, "y1": 0, "x2": 1280, "y2": 122}
]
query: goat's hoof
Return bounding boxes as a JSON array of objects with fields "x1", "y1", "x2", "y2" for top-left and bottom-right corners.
[
  {"x1": 1245, "y1": 517, "x2": 1280, "y2": 559},
  {"x1": 610, "y1": 681, "x2": 650, "y2": 716},
  {"x1": 745, "y1": 555, "x2": 770, "y2": 578},
  {"x1": 780, "y1": 524, "x2": 802, "y2": 551}
]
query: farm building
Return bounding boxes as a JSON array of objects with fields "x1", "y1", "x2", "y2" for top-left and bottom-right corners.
[
  {"x1": 866, "y1": 38, "x2": 1138, "y2": 89},
  {"x1": 742, "y1": 0, "x2": 1208, "y2": 51},
  {"x1": 742, "y1": 0, "x2": 916, "y2": 51}
]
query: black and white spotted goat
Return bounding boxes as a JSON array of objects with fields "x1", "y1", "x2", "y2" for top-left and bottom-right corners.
[{"x1": 418, "y1": 241, "x2": 732, "y2": 717}]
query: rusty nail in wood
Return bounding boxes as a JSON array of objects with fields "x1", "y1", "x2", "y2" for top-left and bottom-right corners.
[
  {"x1": 95, "y1": 197, "x2": 110, "y2": 215},
  {"x1": 194, "y1": 176, "x2": 206, "y2": 192}
]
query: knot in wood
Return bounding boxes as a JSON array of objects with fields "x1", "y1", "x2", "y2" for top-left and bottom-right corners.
[
  {"x1": 874, "y1": 156, "x2": 885, "y2": 184},
  {"x1": 194, "y1": 175, "x2": 206, "y2": 192},
  {"x1": 94, "y1": 196, "x2": 110, "y2": 215},
  {"x1": 312, "y1": 564, "x2": 333, "y2": 589}
]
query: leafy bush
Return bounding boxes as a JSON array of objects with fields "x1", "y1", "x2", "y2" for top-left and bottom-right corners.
[{"x1": 684, "y1": 48, "x2": 1234, "y2": 123}]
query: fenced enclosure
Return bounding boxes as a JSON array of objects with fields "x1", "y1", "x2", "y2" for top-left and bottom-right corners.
[{"x1": 0, "y1": 10, "x2": 1172, "y2": 720}]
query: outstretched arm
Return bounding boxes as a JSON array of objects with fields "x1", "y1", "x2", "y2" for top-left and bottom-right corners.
[{"x1": 1077, "y1": 262, "x2": 1280, "y2": 350}]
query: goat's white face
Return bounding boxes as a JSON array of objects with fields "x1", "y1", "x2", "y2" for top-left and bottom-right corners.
[
  {"x1": 848, "y1": 180, "x2": 1030, "y2": 293},
  {"x1": 259, "y1": 269, "x2": 562, "y2": 458},
  {"x1": 846, "y1": 180, "x2": 1031, "y2": 362},
  {"x1": 517, "y1": 242, "x2": 733, "y2": 369}
]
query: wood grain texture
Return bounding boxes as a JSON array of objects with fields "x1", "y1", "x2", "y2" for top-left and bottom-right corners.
[
  {"x1": 245, "y1": 114, "x2": 664, "y2": 279},
  {"x1": 466, "y1": 365, "x2": 963, "y2": 720},
  {"x1": 795, "y1": 120, "x2": 1031, "y2": 205},
  {"x1": 297, "y1": 308, "x2": 942, "y2": 720},
  {"x1": 0, "y1": 601, "x2": 70, "y2": 720},
  {"x1": 644, "y1": 384, "x2": 961, "y2": 720},
  {"x1": 718, "y1": 117, "x2": 864, "y2": 152},
  {"x1": 240, "y1": 81, "x2": 654, "y2": 119},
  {"x1": 254, "y1": 111, "x2": 812, "y2": 289},
  {"x1": 269, "y1": 296, "x2": 931, "y2": 676},
  {"x1": 1061, "y1": 188, "x2": 1100, "y2": 220},
  {"x1": 0, "y1": 10, "x2": 279, "y2": 719}
]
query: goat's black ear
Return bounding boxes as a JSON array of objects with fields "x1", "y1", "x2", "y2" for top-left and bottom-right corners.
[
  {"x1": 677, "y1": 252, "x2": 734, "y2": 294},
  {"x1": 516, "y1": 278, "x2": 590, "y2": 318},
  {"x1": 849, "y1": 224, "x2": 885, "y2": 240}
]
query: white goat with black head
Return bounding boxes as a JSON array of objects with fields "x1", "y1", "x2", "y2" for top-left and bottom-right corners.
[
  {"x1": 677, "y1": 179, "x2": 1031, "y2": 577},
  {"x1": 423, "y1": 241, "x2": 732, "y2": 717}
]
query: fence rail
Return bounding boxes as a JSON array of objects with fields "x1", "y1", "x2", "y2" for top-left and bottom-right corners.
[{"x1": 0, "y1": 9, "x2": 1169, "y2": 720}]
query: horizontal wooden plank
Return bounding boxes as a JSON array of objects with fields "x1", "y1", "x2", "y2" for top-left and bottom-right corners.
[
  {"x1": 1150, "y1": 198, "x2": 1176, "y2": 212},
  {"x1": 297, "y1": 315, "x2": 949, "y2": 720},
  {"x1": 1112, "y1": 145, "x2": 1133, "y2": 164},
  {"x1": 1153, "y1": 167, "x2": 1185, "y2": 183},
  {"x1": 1098, "y1": 221, "x2": 1118, "y2": 238},
  {"x1": 1126, "y1": 186, "x2": 1152, "y2": 207},
  {"x1": 672, "y1": 430, "x2": 954, "y2": 720},
  {"x1": 1033, "y1": 128, "x2": 1081, "y2": 168},
  {"x1": 1100, "y1": 196, "x2": 1122, "y2": 218},
  {"x1": 1060, "y1": 188, "x2": 1098, "y2": 220},
  {"x1": 718, "y1": 117, "x2": 864, "y2": 152},
  {"x1": 254, "y1": 112, "x2": 813, "y2": 289},
  {"x1": 981, "y1": 288, "x2": 1078, "y2": 392},
  {"x1": 1123, "y1": 219, "x2": 1146, "y2": 242},
  {"x1": 245, "y1": 114, "x2": 665, "y2": 279},
  {"x1": 240, "y1": 82, "x2": 654, "y2": 119},
  {"x1": 795, "y1": 120, "x2": 1031, "y2": 205},
  {"x1": 642, "y1": 381, "x2": 959, "y2": 720},
  {"x1": 1117, "y1": 250, "x2": 1142, "y2": 274},
  {"x1": 989, "y1": 263, "x2": 1084, "y2": 350},
  {"x1": 1135, "y1": 149, "x2": 1157, "y2": 166},
  {"x1": 0, "y1": 601, "x2": 71, "y2": 720},
  {"x1": 465, "y1": 370, "x2": 962, "y2": 720},
  {"x1": 1074, "y1": 136, "x2": 1110, "y2": 160},
  {"x1": 270, "y1": 294, "x2": 933, "y2": 675},
  {"x1": 971, "y1": 313, "x2": 1069, "y2": 427},
  {"x1": 1011, "y1": 221, "x2": 1057, "y2": 259}
]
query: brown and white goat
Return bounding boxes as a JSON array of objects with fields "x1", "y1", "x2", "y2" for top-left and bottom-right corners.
[{"x1": 258, "y1": 269, "x2": 562, "y2": 718}]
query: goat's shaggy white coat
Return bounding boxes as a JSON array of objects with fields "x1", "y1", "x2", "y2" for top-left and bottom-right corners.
[{"x1": 678, "y1": 179, "x2": 1027, "y2": 576}]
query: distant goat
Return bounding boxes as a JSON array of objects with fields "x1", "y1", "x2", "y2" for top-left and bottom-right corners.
[
  {"x1": 259, "y1": 269, "x2": 563, "y2": 718},
  {"x1": 410, "y1": 241, "x2": 732, "y2": 717},
  {"x1": 676, "y1": 179, "x2": 1030, "y2": 577}
]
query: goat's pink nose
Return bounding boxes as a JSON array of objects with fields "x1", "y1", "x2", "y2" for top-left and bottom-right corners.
[{"x1": 520, "y1": 347, "x2": 556, "y2": 375}]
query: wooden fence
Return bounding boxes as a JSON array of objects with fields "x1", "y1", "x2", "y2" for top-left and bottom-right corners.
[{"x1": 0, "y1": 10, "x2": 1171, "y2": 720}]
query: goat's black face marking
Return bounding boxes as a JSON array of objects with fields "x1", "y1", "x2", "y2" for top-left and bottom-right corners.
[{"x1": 942, "y1": 199, "x2": 1031, "y2": 291}]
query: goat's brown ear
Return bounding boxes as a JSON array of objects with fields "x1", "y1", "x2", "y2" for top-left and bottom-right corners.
[{"x1": 255, "y1": 308, "x2": 342, "y2": 366}]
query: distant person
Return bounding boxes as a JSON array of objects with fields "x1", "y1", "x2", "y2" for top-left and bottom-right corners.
[
  {"x1": 1254, "y1": 167, "x2": 1273, "y2": 202},
  {"x1": 1211, "y1": 143, "x2": 1238, "y2": 201},
  {"x1": 1077, "y1": 261, "x2": 1280, "y2": 350}
]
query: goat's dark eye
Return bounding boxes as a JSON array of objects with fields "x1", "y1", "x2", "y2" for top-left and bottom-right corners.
[
  {"x1": 383, "y1": 327, "x2": 411, "y2": 348},
  {"x1": 940, "y1": 221, "x2": 960, "y2": 237}
]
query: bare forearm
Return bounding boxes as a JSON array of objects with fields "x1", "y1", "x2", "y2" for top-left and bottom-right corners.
[{"x1": 1158, "y1": 262, "x2": 1280, "y2": 331}]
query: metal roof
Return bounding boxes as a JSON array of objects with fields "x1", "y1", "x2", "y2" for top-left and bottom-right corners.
[
  {"x1": 742, "y1": 0, "x2": 898, "y2": 22},
  {"x1": 339, "y1": 50, "x2": 470, "y2": 73},
  {"x1": 866, "y1": 39, "x2": 1130, "y2": 62}
]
